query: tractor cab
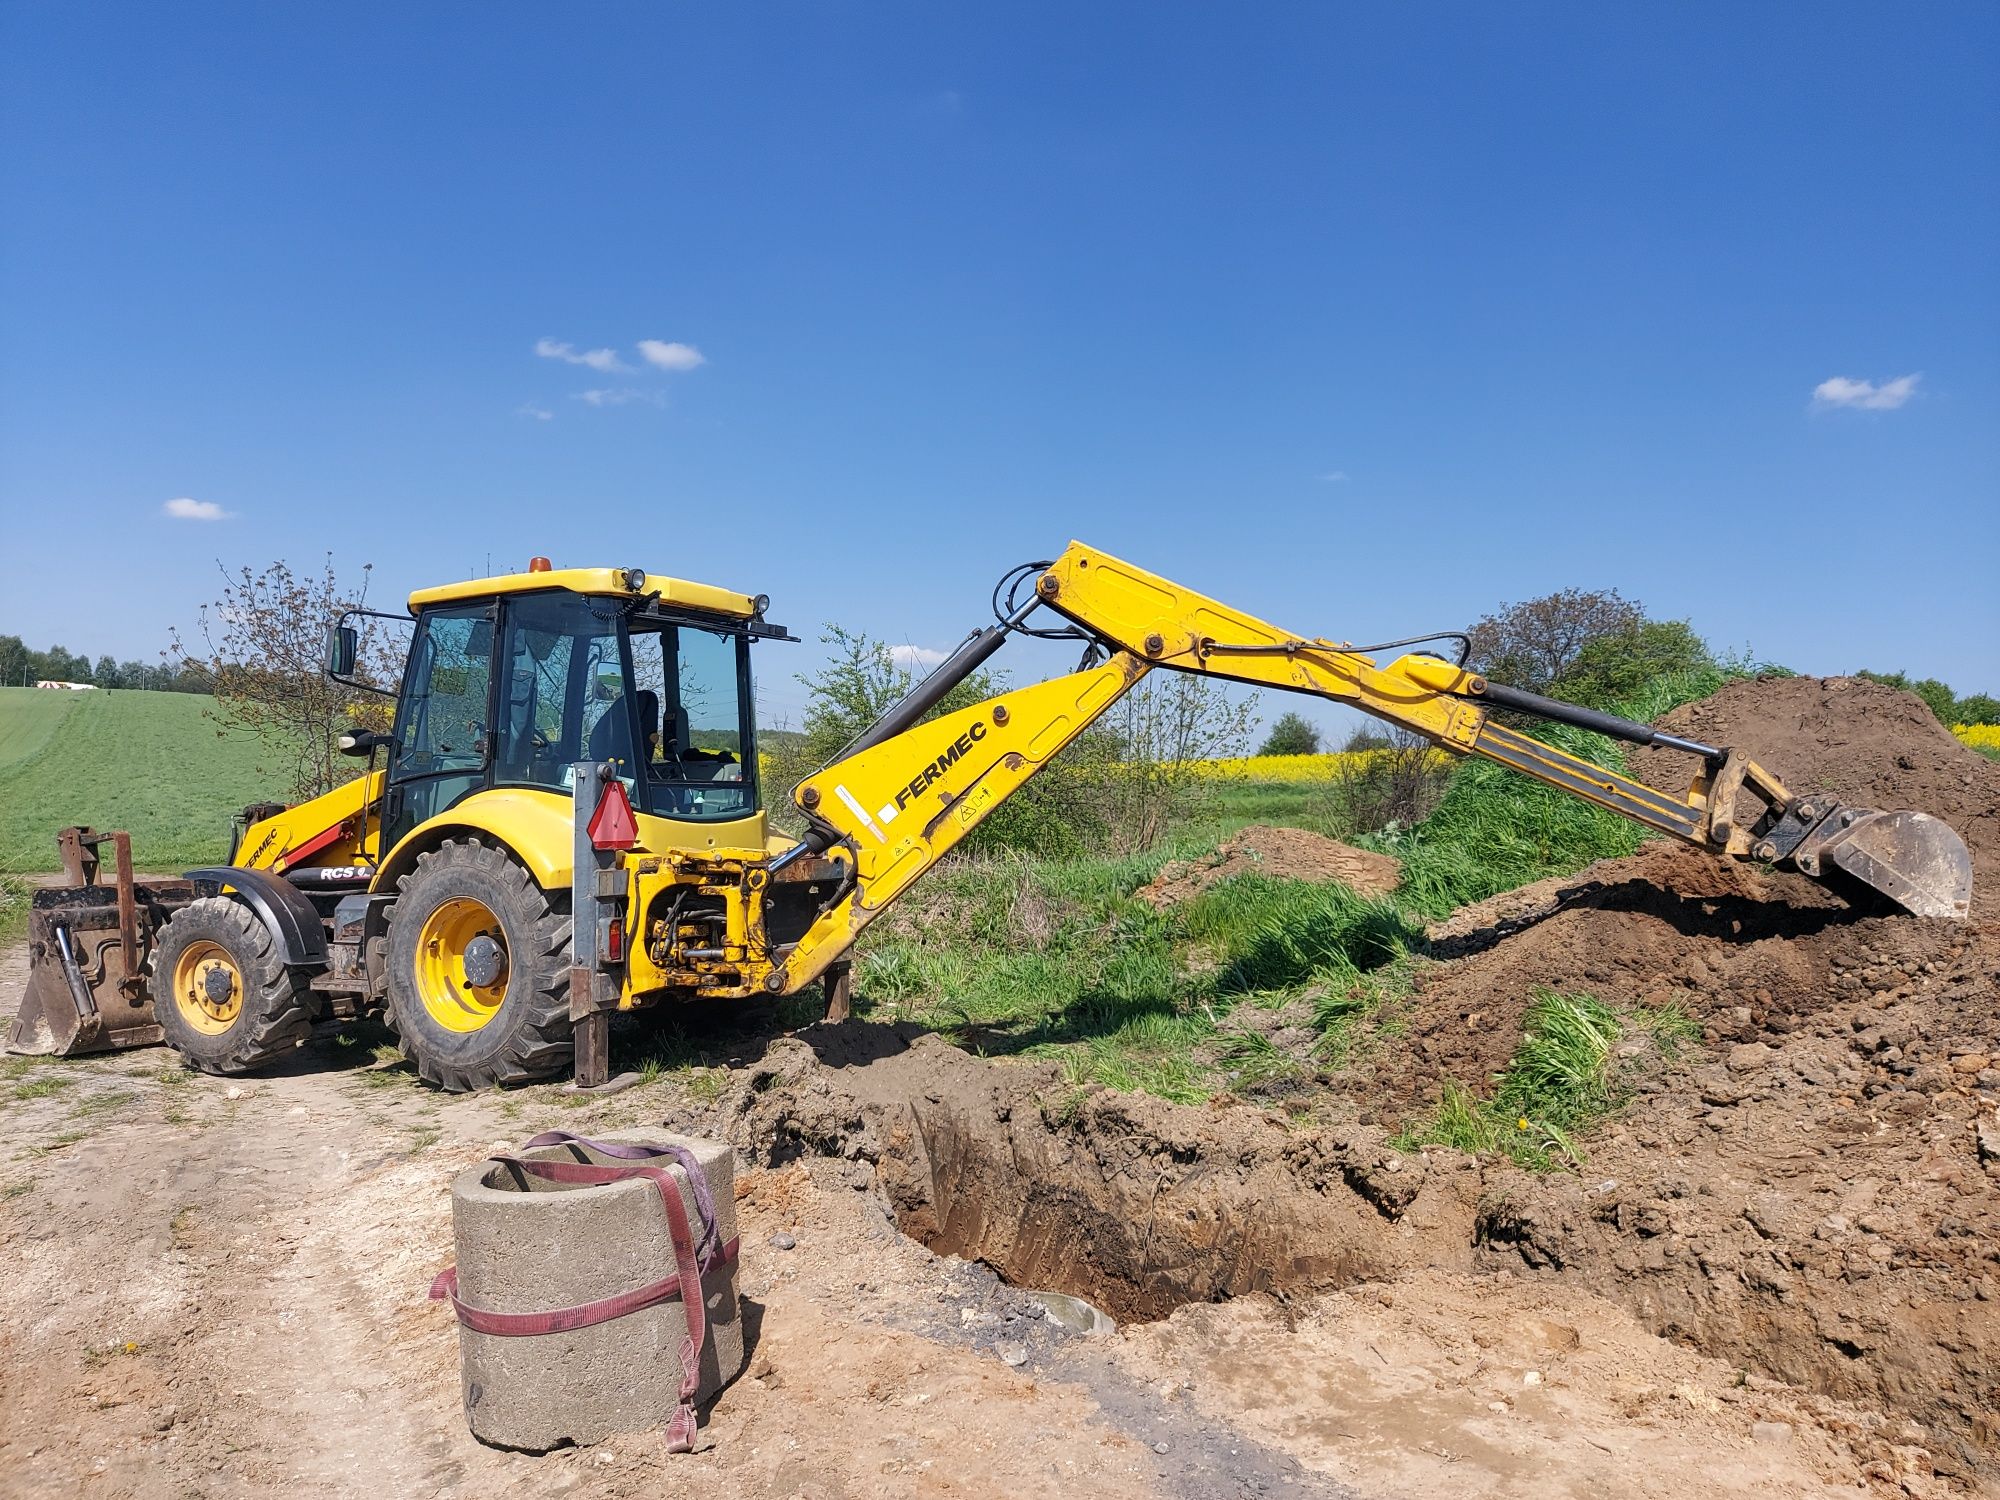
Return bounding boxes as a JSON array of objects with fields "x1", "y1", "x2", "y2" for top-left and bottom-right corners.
[{"x1": 333, "y1": 560, "x2": 795, "y2": 856}]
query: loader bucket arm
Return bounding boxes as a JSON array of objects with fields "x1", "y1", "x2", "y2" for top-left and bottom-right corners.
[{"x1": 761, "y1": 543, "x2": 1971, "y2": 991}]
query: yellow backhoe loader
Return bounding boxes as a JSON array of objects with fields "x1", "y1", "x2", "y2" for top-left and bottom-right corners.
[{"x1": 7, "y1": 545, "x2": 1974, "y2": 1090}]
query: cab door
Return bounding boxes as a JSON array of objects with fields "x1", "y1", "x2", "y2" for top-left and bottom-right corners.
[{"x1": 383, "y1": 604, "x2": 497, "y2": 852}]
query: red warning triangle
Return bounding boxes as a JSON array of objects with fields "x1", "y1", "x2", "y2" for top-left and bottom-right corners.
[{"x1": 587, "y1": 778, "x2": 639, "y2": 850}]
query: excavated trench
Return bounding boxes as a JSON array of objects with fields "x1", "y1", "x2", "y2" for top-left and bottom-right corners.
[
  {"x1": 705, "y1": 1025, "x2": 1479, "y2": 1326},
  {"x1": 891, "y1": 1089, "x2": 1408, "y2": 1323},
  {"x1": 691, "y1": 950, "x2": 1999, "y2": 1481}
]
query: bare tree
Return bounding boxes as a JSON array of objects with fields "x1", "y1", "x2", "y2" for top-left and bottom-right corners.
[
  {"x1": 1323, "y1": 724, "x2": 1446, "y2": 835},
  {"x1": 1466, "y1": 588, "x2": 1645, "y2": 695},
  {"x1": 169, "y1": 556, "x2": 402, "y2": 801},
  {"x1": 1103, "y1": 675, "x2": 1258, "y2": 850}
]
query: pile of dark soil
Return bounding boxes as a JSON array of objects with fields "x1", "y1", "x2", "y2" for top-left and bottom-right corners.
[
  {"x1": 1348, "y1": 676, "x2": 2000, "y2": 1472},
  {"x1": 1136, "y1": 825, "x2": 1402, "y2": 907}
]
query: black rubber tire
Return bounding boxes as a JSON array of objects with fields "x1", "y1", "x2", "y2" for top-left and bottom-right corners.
[
  {"x1": 151, "y1": 896, "x2": 315, "y2": 1075},
  {"x1": 384, "y1": 836, "x2": 573, "y2": 1091}
]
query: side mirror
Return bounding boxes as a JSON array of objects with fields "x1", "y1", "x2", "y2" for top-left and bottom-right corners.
[
  {"x1": 338, "y1": 729, "x2": 393, "y2": 758},
  {"x1": 326, "y1": 624, "x2": 358, "y2": 678}
]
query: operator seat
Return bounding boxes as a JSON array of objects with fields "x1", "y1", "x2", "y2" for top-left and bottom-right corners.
[{"x1": 587, "y1": 690, "x2": 660, "y2": 770}]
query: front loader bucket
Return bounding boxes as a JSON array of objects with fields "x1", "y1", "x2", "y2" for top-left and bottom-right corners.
[
  {"x1": 7, "y1": 879, "x2": 194, "y2": 1058},
  {"x1": 1796, "y1": 808, "x2": 1974, "y2": 921}
]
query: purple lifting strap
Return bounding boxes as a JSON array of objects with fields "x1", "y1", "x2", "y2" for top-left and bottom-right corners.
[
  {"x1": 518, "y1": 1130, "x2": 724, "y2": 1264},
  {"x1": 429, "y1": 1131, "x2": 735, "y2": 1455}
]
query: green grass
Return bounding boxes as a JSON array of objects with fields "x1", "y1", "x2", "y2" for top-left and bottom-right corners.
[
  {"x1": 0, "y1": 687, "x2": 81, "y2": 771},
  {"x1": 852, "y1": 850, "x2": 1422, "y2": 1103},
  {"x1": 1377, "y1": 665, "x2": 1750, "y2": 918},
  {"x1": 0, "y1": 873, "x2": 31, "y2": 946},
  {"x1": 1211, "y1": 779, "x2": 1322, "y2": 827},
  {"x1": 0, "y1": 687, "x2": 287, "y2": 873},
  {"x1": 1399, "y1": 989, "x2": 1697, "y2": 1170}
]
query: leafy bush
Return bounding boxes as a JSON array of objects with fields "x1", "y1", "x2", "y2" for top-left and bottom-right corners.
[
  {"x1": 1551, "y1": 619, "x2": 1714, "y2": 710},
  {"x1": 1258, "y1": 711, "x2": 1320, "y2": 756}
]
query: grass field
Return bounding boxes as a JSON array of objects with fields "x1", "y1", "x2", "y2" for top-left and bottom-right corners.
[{"x1": 0, "y1": 688, "x2": 286, "y2": 873}]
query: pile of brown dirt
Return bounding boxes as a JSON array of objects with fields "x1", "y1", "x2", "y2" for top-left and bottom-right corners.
[
  {"x1": 1329, "y1": 676, "x2": 2000, "y2": 1473},
  {"x1": 1137, "y1": 825, "x2": 1401, "y2": 908},
  {"x1": 1631, "y1": 673, "x2": 2000, "y2": 915}
]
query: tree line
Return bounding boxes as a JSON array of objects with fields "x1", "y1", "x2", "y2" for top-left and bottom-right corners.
[{"x1": 0, "y1": 635, "x2": 210, "y2": 692}]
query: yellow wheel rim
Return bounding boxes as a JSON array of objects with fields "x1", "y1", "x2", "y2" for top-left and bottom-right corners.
[
  {"x1": 414, "y1": 897, "x2": 510, "y2": 1033},
  {"x1": 172, "y1": 940, "x2": 242, "y2": 1035}
]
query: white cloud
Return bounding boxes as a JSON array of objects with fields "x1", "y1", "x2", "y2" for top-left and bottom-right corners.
[
  {"x1": 890, "y1": 643, "x2": 948, "y2": 670},
  {"x1": 638, "y1": 339, "x2": 706, "y2": 372},
  {"x1": 1318, "y1": 470, "x2": 1350, "y2": 483},
  {"x1": 163, "y1": 496, "x2": 231, "y2": 521},
  {"x1": 1812, "y1": 373, "x2": 1921, "y2": 411},
  {"x1": 573, "y1": 388, "x2": 664, "y2": 408},
  {"x1": 517, "y1": 404, "x2": 554, "y2": 421},
  {"x1": 535, "y1": 337, "x2": 629, "y2": 373}
]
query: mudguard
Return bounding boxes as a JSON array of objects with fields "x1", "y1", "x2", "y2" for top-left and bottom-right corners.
[{"x1": 185, "y1": 867, "x2": 330, "y2": 967}]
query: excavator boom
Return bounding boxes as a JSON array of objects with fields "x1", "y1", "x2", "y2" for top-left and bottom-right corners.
[{"x1": 770, "y1": 542, "x2": 1971, "y2": 992}]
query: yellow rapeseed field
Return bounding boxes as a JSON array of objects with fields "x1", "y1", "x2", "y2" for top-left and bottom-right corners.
[
  {"x1": 1953, "y1": 724, "x2": 2000, "y2": 752},
  {"x1": 1191, "y1": 748, "x2": 1451, "y2": 782}
]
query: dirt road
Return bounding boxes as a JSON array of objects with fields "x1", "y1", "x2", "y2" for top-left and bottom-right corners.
[{"x1": 1, "y1": 941, "x2": 1941, "y2": 1499}]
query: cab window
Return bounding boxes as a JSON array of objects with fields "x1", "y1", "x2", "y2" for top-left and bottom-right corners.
[
  {"x1": 394, "y1": 606, "x2": 493, "y2": 778},
  {"x1": 628, "y1": 621, "x2": 756, "y2": 820},
  {"x1": 387, "y1": 604, "x2": 495, "y2": 847},
  {"x1": 493, "y1": 593, "x2": 627, "y2": 789}
]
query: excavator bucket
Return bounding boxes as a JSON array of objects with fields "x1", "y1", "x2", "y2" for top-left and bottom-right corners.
[
  {"x1": 6, "y1": 829, "x2": 193, "y2": 1059},
  {"x1": 1796, "y1": 808, "x2": 1974, "y2": 922}
]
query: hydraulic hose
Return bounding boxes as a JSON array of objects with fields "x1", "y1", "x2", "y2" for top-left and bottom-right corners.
[
  {"x1": 777, "y1": 585, "x2": 1044, "y2": 864},
  {"x1": 1464, "y1": 680, "x2": 1723, "y2": 761}
]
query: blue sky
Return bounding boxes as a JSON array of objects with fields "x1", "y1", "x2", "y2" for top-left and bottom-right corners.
[{"x1": 3, "y1": 4, "x2": 1994, "y2": 734}]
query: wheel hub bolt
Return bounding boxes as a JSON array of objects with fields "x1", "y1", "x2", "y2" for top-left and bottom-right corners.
[{"x1": 202, "y1": 966, "x2": 234, "y2": 1004}]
